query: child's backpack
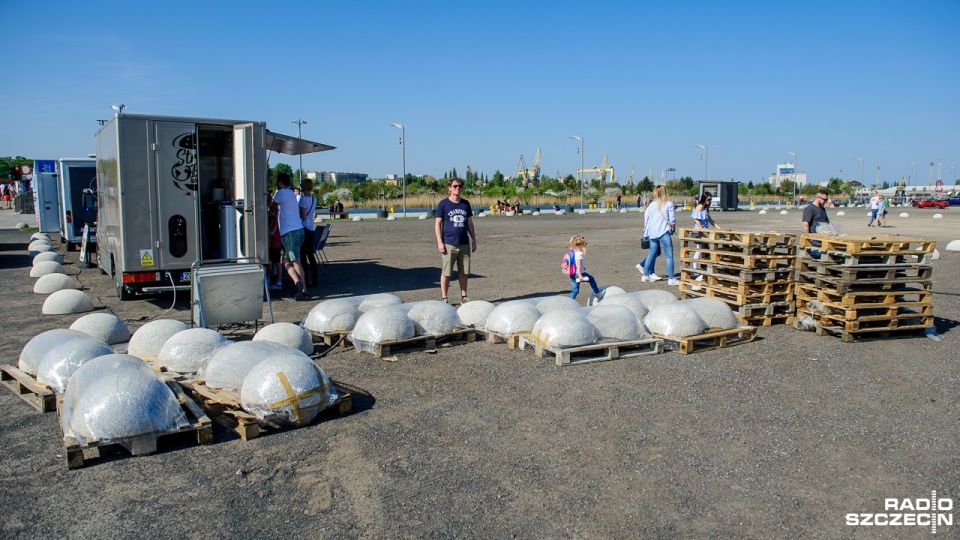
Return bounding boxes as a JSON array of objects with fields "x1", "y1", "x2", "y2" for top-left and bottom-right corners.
[{"x1": 560, "y1": 250, "x2": 576, "y2": 276}]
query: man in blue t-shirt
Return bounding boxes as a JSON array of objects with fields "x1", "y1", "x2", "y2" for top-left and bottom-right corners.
[{"x1": 434, "y1": 178, "x2": 478, "y2": 304}]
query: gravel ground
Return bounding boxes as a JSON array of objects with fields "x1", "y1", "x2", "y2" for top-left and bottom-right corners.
[{"x1": 1, "y1": 206, "x2": 958, "y2": 539}]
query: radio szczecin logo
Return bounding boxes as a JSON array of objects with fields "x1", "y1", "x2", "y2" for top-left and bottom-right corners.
[{"x1": 847, "y1": 491, "x2": 953, "y2": 534}]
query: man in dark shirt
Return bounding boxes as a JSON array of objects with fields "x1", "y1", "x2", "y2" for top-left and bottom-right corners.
[
  {"x1": 434, "y1": 178, "x2": 477, "y2": 304},
  {"x1": 802, "y1": 189, "x2": 831, "y2": 234}
]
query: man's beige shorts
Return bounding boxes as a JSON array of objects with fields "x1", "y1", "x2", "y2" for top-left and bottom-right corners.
[{"x1": 441, "y1": 244, "x2": 471, "y2": 277}]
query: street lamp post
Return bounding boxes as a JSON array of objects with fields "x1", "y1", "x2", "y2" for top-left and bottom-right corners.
[
  {"x1": 853, "y1": 157, "x2": 864, "y2": 188},
  {"x1": 292, "y1": 119, "x2": 307, "y2": 185},
  {"x1": 786, "y1": 151, "x2": 797, "y2": 206},
  {"x1": 907, "y1": 161, "x2": 917, "y2": 187},
  {"x1": 694, "y1": 145, "x2": 708, "y2": 187},
  {"x1": 569, "y1": 136, "x2": 583, "y2": 211},
  {"x1": 390, "y1": 123, "x2": 406, "y2": 217}
]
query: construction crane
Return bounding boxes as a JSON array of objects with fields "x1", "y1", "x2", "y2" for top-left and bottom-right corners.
[
  {"x1": 516, "y1": 147, "x2": 541, "y2": 186},
  {"x1": 577, "y1": 154, "x2": 615, "y2": 185}
]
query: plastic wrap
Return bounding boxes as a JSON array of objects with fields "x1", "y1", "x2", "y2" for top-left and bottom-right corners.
[
  {"x1": 36, "y1": 335, "x2": 114, "y2": 393},
  {"x1": 643, "y1": 303, "x2": 708, "y2": 338},
  {"x1": 19, "y1": 329, "x2": 90, "y2": 374},
  {"x1": 585, "y1": 305, "x2": 649, "y2": 340},
  {"x1": 197, "y1": 341, "x2": 287, "y2": 390},
  {"x1": 530, "y1": 310, "x2": 599, "y2": 348},
  {"x1": 155, "y1": 328, "x2": 230, "y2": 373},
  {"x1": 69, "y1": 313, "x2": 131, "y2": 345},
  {"x1": 60, "y1": 354, "x2": 188, "y2": 445},
  {"x1": 535, "y1": 296, "x2": 582, "y2": 314},
  {"x1": 596, "y1": 293, "x2": 649, "y2": 322},
  {"x1": 631, "y1": 289, "x2": 679, "y2": 310},
  {"x1": 815, "y1": 222, "x2": 840, "y2": 235},
  {"x1": 405, "y1": 300, "x2": 465, "y2": 336},
  {"x1": 349, "y1": 306, "x2": 416, "y2": 348},
  {"x1": 128, "y1": 319, "x2": 190, "y2": 360},
  {"x1": 253, "y1": 322, "x2": 314, "y2": 355},
  {"x1": 302, "y1": 299, "x2": 362, "y2": 334},
  {"x1": 239, "y1": 353, "x2": 339, "y2": 426},
  {"x1": 456, "y1": 300, "x2": 496, "y2": 329},
  {"x1": 484, "y1": 300, "x2": 542, "y2": 335},
  {"x1": 679, "y1": 298, "x2": 740, "y2": 329},
  {"x1": 344, "y1": 293, "x2": 404, "y2": 312}
]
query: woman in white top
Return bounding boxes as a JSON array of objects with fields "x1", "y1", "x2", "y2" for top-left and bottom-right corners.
[
  {"x1": 639, "y1": 185, "x2": 678, "y2": 285},
  {"x1": 690, "y1": 193, "x2": 721, "y2": 281},
  {"x1": 298, "y1": 179, "x2": 319, "y2": 287}
]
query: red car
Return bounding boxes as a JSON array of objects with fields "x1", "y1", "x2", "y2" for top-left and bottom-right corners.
[{"x1": 911, "y1": 199, "x2": 948, "y2": 209}]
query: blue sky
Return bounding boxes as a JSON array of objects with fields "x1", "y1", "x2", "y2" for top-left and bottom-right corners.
[{"x1": 1, "y1": 1, "x2": 958, "y2": 187}]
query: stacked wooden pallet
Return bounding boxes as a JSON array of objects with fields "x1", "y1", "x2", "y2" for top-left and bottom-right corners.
[
  {"x1": 678, "y1": 228, "x2": 798, "y2": 326},
  {"x1": 794, "y1": 233, "x2": 935, "y2": 342}
]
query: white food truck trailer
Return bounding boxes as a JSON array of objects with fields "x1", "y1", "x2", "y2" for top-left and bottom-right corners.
[{"x1": 94, "y1": 112, "x2": 333, "y2": 300}]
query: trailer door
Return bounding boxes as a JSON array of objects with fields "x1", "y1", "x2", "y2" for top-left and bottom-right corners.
[
  {"x1": 233, "y1": 123, "x2": 255, "y2": 259},
  {"x1": 154, "y1": 122, "x2": 199, "y2": 267}
]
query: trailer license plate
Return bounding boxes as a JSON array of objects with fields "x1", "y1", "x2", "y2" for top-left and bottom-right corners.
[{"x1": 180, "y1": 272, "x2": 192, "y2": 282}]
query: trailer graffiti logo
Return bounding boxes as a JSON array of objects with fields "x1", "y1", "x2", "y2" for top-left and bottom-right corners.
[{"x1": 171, "y1": 133, "x2": 198, "y2": 191}]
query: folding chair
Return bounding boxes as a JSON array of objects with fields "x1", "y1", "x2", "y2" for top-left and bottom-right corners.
[{"x1": 313, "y1": 223, "x2": 332, "y2": 269}]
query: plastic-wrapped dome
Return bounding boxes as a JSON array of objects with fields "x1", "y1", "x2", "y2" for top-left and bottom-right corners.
[
  {"x1": 30, "y1": 260, "x2": 66, "y2": 278},
  {"x1": 597, "y1": 293, "x2": 649, "y2": 321},
  {"x1": 644, "y1": 303, "x2": 707, "y2": 338},
  {"x1": 253, "y1": 322, "x2": 314, "y2": 355},
  {"x1": 484, "y1": 301, "x2": 542, "y2": 335},
  {"x1": 680, "y1": 298, "x2": 740, "y2": 329},
  {"x1": 61, "y1": 354, "x2": 187, "y2": 444},
  {"x1": 70, "y1": 312, "x2": 131, "y2": 344},
  {"x1": 535, "y1": 296, "x2": 581, "y2": 314},
  {"x1": 240, "y1": 353, "x2": 337, "y2": 426},
  {"x1": 36, "y1": 335, "x2": 114, "y2": 393},
  {"x1": 19, "y1": 328, "x2": 90, "y2": 374},
  {"x1": 198, "y1": 341, "x2": 287, "y2": 390},
  {"x1": 586, "y1": 305, "x2": 648, "y2": 340},
  {"x1": 128, "y1": 319, "x2": 190, "y2": 360},
  {"x1": 42, "y1": 289, "x2": 95, "y2": 314},
  {"x1": 457, "y1": 300, "x2": 496, "y2": 328},
  {"x1": 598, "y1": 285, "x2": 626, "y2": 297},
  {"x1": 349, "y1": 306, "x2": 416, "y2": 343},
  {"x1": 406, "y1": 300, "x2": 464, "y2": 335},
  {"x1": 33, "y1": 251, "x2": 64, "y2": 265},
  {"x1": 155, "y1": 328, "x2": 230, "y2": 373},
  {"x1": 530, "y1": 310, "x2": 599, "y2": 348},
  {"x1": 34, "y1": 273, "x2": 82, "y2": 294},
  {"x1": 302, "y1": 299, "x2": 361, "y2": 334},
  {"x1": 632, "y1": 289, "x2": 679, "y2": 310},
  {"x1": 346, "y1": 293, "x2": 404, "y2": 312}
]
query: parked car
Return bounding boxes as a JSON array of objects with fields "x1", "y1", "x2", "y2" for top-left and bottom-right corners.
[
  {"x1": 911, "y1": 198, "x2": 948, "y2": 209},
  {"x1": 944, "y1": 197, "x2": 960, "y2": 206}
]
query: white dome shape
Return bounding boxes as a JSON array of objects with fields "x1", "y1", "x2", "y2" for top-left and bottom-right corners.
[
  {"x1": 42, "y1": 289, "x2": 95, "y2": 314},
  {"x1": 596, "y1": 293, "x2": 649, "y2": 321},
  {"x1": 899, "y1": 212, "x2": 909, "y2": 218},
  {"x1": 198, "y1": 341, "x2": 289, "y2": 391},
  {"x1": 69, "y1": 312, "x2": 131, "y2": 345},
  {"x1": 33, "y1": 251, "x2": 63, "y2": 265},
  {"x1": 28, "y1": 243, "x2": 56, "y2": 256},
  {"x1": 349, "y1": 306, "x2": 416, "y2": 343},
  {"x1": 644, "y1": 303, "x2": 708, "y2": 338},
  {"x1": 632, "y1": 289, "x2": 679, "y2": 310},
  {"x1": 386, "y1": 215, "x2": 396, "y2": 221},
  {"x1": 62, "y1": 354, "x2": 187, "y2": 444},
  {"x1": 240, "y1": 354, "x2": 333, "y2": 426},
  {"x1": 406, "y1": 300, "x2": 464, "y2": 335},
  {"x1": 31, "y1": 232, "x2": 52, "y2": 242},
  {"x1": 36, "y1": 335, "x2": 113, "y2": 393},
  {"x1": 128, "y1": 319, "x2": 190, "y2": 360},
  {"x1": 679, "y1": 298, "x2": 740, "y2": 329},
  {"x1": 585, "y1": 305, "x2": 647, "y2": 340},
  {"x1": 34, "y1": 273, "x2": 82, "y2": 293},
  {"x1": 418, "y1": 214, "x2": 428, "y2": 220},
  {"x1": 531, "y1": 310, "x2": 599, "y2": 348},
  {"x1": 535, "y1": 296, "x2": 581, "y2": 313},
  {"x1": 930, "y1": 249, "x2": 940, "y2": 260},
  {"x1": 779, "y1": 210, "x2": 788, "y2": 215},
  {"x1": 156, "y1": 328, "x2": 230, "y2": 373},
  {"x1": 19, "y1": 328, "x2": 90, "y2": 374},
  {"x1": 302, "y1": 299, "x2": 362, "y2": 334},
  {"x1": 758, "y1": 210, "x2": 767, "y2": 215},
  {"x1": 253, "y1": 322, "x2": 314, "y2": 355},
  {"x1": 484, "y1": 300, "x2": 542, "y2": 335},
  {"x1": 30, "y1": 260, "x2": 66, "y2": 278},
  {"x1": 347, "y1": 293, "x2": 404, "y2": 312},
  {"x1": 599, "y1": 285, "x2": 627, "y2": 298},
  {"x1": 836, "y1": 211, "x2": 846, "y2": 216},
  {"x1": 457, "y1": 300, "x2": 496, "y2": 328},
  {"x1": 945, "y1": 240, "x2": 960, "y2": 252},
  {"x1": 15, "y1": 221, "x2": 29, "y2": 229},
  {"x1": 28, "y1": 239, "x2": 53, "y2": 251},
  {"x1": 932, "y1": 213, "x2": 943, "y2": 219}
]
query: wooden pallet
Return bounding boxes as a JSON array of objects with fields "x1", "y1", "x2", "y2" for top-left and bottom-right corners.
[
  {"x1": 478, "y1": 329, "x2": 529, "y2": 349},
  {"x1": 678, "y1": 246, "x2": 796, "y2": 269},
  {"x1": 796, "y1": 259, "x2": 932, "y2": 281},
  {"x1": 799, "y1": 233, "x2": 935, "y2": 255},
  {"x1": 518, "y1": 335, "x2": 663, "y2": 366},
  {"x1": 355, "y1": 328, "x2": 477, "y2": 358},
  {"x1": 178, "y1": 379, "x2": 354, "y2": 441},
  {"x1": 307, "y1": 330, "x2": 352, "y2": 348},
  {"x1": 798, "y1": 309, "x2": 933, "y2": 332},
  {"x1": 679, "y1": 281, "x2": 795, "y2": 305},
  {"x1": 680, "y1": 264, "x2": 795, "y2": 283},
  {"x1": 796, "y1": 320, "x2": 930, "y2": 343},
  {"x1": 678, "y1": 228, "x2": 797, "y2": 247},
  {"x1": 795, "y1": 283, "x2": 933, "y2": 307},
  {"x1": 797, "y1": 296, "x2": 933, "y2": 320},
  {"x1": 654, "y1": 325, "x2": 757, "y2": 354},
  {"x1": 0, "y1": 364, "x2": 56, "y2": 413},
  {"x1": 64, "y1": 380, "x2": 213, "y2": 469},
  {"x1": 796, "y1": 271, "x2": 932, "y2": 294},
  {"x1": 743, "y1": 312, "x2": 795, "y2": 327}
]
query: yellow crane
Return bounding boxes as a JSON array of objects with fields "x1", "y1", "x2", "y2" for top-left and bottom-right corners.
[
  {"x1": 577, "y1": 154, "x2": 615, "y2": 184},
  {"x1": 516, "y1": 147, "x2": 541, "y2": 186}
]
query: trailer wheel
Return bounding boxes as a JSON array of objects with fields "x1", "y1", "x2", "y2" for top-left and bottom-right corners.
[
  {"x1": 97, "y1": 252, "x2": 106, "y2": 275},
  {"x1": 116, "y1": 280, "x2": 132, "y2": 301}
]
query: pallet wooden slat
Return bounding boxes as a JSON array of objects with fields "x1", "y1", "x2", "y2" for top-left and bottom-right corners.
[
  {"x1": 307, "y1": 330, "x2": 352, "y2": 348},
  {"x1": 477, "y1": 329, "x2": 529, "y2": 349},
  {"x1": 680, "y1": 265, "x2": 796, "y2": 283},
  {"x1": 679, "y1": 282, "x2": 795, "y2": 305},
  {"x1": 518, "y1": 335, "x2": 664, "y2": 366},
  {"x1": 0, "y1": 364, "x2": 57, "y2": 413},
  {"x1": 799, "y1": 233, "x2": 935, "y2": 255},
  {"x1": 654, "y1": 325, "x2": 758, "y2": 354},
  {"x1": 678, "y1": 246, "x2": 796, "y2": 269},
  {"x1": 353, "y1": 328, "x2": 477, "y2": 358}
]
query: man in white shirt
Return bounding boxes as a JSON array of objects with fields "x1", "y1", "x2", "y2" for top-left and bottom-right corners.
[
  {"x1": 273, "y1": 173, "x2": 308, "y2": 300},
  {"x1": 868, "y1": 191, "x2": 880, "y2": 226}
]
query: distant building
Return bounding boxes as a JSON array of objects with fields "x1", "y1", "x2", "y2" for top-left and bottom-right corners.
[
  {"x1": 307, "y1": 171, "x2": 368, "y2": 185},
  {"x1": 769, "y1": 162, "x2": 807, "y2": 188}
]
